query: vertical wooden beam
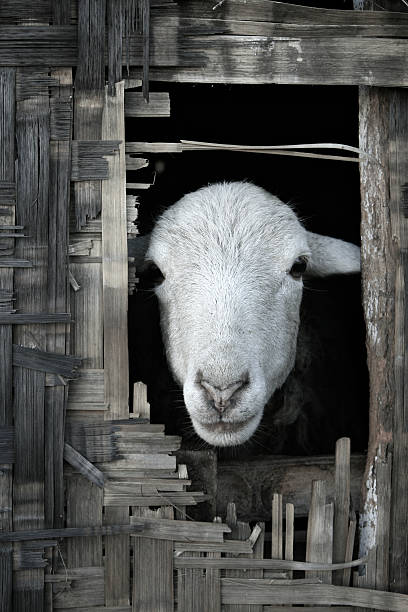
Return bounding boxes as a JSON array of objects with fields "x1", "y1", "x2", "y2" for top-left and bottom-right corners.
[
  {"x1": 13, "y1": 70, "x2": 51, "y2": 611},
  {"x1": 333, "y1": 437, "x2": 351, "y2": 585},
  {"x1": 133, "y1": 506, "x2": 174, "y2": 612},
  {"x1": 387, "y1": 88, "x2": 408, "y2": 595},
  {"x1": 66, "y1": 0, "x2": 106, "y2": 575},
  {"x1": 102, "y1": 79, "x2": 130, "y2": 606},
  {"x1": 74, "y1": 0, "x2": 106, "y2": 228},
  {"x1": 0, "y1": 66, "x2": 15, "y2": 612}
]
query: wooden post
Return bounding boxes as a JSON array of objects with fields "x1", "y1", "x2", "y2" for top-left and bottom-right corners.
[
  {"x1": 358, "y1": 2, "x2": 408, "y2": 592},
  {"x1": 0, "y1": 66, "x2": 15, "y2": 612}
]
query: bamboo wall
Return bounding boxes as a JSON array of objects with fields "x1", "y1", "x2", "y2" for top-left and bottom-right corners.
[{"x1": 0, "y1": 0, "x2": 407, "y2": 610}]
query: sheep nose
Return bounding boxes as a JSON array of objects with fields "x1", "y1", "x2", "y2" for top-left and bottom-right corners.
[{"x1": 200, "y1": 378, "x2": 247, "y2": 413}]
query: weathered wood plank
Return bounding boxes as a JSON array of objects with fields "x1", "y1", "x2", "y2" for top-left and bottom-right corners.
[
  {"x1": 0, "y1": 312, "x2": 71, "y2": 324},
  {"x1": 101, "y1": 80, "x2": 128, "y2": 421},
  {"x1": 66, "y1": 475, "x2": 103, "y2": 567},
  {"x1": 73, "y1": 0, "x2": 105, "y2": 228},
  {"x1": 0, "y1": 426, "x2": 14, "y2": 463},
  {"x1": 71, "y1": 140, "x2": 121, "y2": 181},
  {"x1": 175, "y1": 557, "x2": 367, "y2": 571},
  {"x1": 180, "y1": 0, "x2": 408, "y2": 25},
  {"x1": 64, "y1": 443, "x2": 104, "y2": 488},
  {"x1": 0, "y1": 524, "x2": 143, "y2": 542},
  {"x1": 13, "y1": 344, "x2": 81, "y2": 377},
  {"x1": 333, "y1": 437, "x2": 351, "y2": 585},
  {"x1": 143, "y1": 35, "x2": 408, "y2": 86},
  {"x1": 0, "y1": 66, "x2": 15, "y2": 612},
  {"x1": 13, "y1": 69, "x2": 51, "y2": 610},
  {"x1": 133, "y1": 507, "x2": 174, "y2": 612},
  {"x1": 125, "y1": 91, "x2": 170, "y2": 117},
  {"x1": 101, "y1": 77, "x2": 128, "y2": 609},
  {"x1": 306, "y1": 480, "x2": 329, "y2": 583},
  {"x1": 131, "y1": 516, "x2": 230, "y2": 542},
  {"x1": 220, "y1": 579, "x2": 408, "y2": 610},
  {"x1": 67, "y1": 369, "x2": 105, "y2": 404},
  {"x1": 52, "y1": 566, "x2": 104, "y2": 609}
]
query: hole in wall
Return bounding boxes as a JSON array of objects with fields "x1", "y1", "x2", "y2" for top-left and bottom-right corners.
[{"x1": 127, "y1": 82, "x2": 369, "y2": 459}]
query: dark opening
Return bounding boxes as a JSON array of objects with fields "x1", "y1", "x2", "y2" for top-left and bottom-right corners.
[{"x1": 127, "y1": 82, "x2": 369, "y2": 459}]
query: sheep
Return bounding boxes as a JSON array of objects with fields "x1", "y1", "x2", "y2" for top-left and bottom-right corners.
[{"x1": 137, "y1": 182, "x2": 360, "y2": 447}]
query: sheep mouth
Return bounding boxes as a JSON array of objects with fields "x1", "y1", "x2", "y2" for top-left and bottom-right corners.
[{"x1": 197, "y1": 416, "x2": 255, "y2": 434}]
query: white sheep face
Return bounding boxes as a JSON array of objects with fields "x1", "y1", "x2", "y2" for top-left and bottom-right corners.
[{"x1": 146, "y1": 182, "x2": 360, "y2": 447}]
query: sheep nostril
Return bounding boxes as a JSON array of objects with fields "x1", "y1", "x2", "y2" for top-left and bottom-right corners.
[{"x1": 199, "y1": 377, "x2": 248, "y2": 414}]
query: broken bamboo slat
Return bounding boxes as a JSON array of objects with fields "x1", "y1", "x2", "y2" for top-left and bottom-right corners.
[
  {"x1": 125, "y1": 91, "x2": 170, "y2": 117},
  {"x1": 64, "y1": 443, "x2": 105, "y2": 488}
]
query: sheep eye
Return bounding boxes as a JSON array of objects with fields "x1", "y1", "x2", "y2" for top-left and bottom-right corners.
[
  {"x1": 140, "y1": 262, "x2": 165, "y2": 289},
  {"x1": 289, "y1": 256, "x2": 308, "y2": 279}
]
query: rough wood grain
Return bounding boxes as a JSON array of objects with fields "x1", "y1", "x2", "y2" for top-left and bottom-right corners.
[
  {"x1": 13, "y1": 70, "x2": 51, "y2": 610},
  {"x1": 0, "y1": 66, "x2": 14, "y2": 612},
  {"x1": 13, "y1": 344, "x2": 81, "y2": 377},
  {"x1": 101, "y1": 80, "x2": 129, "y2": 612},
  {"x1": 125, "y1": 91, "x2": 170, "y2": 117},
  {"x1": 0, "y1": 524, "x2": 143, "y2": 542},
  {"x1": 64, "y1": 443, "x2": 105, "y2": 488},
  {"x1": 220, "y1": 579, "x2": 408, "y2": 610},
  {"x1": 133, "y1": 506, "x2": 174, "y2": 612},
  {"x1": 333, "y1": 437, "x2": 351, "y2": 585}
]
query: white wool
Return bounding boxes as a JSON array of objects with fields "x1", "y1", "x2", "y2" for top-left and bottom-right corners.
[{"x1": 146, "y1": 182, "x2": 360, "y2": 447}]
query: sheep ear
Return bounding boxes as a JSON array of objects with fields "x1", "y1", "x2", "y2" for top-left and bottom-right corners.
[
  {"x1": 128, "y1": 234, "x2": 151, "y2": 272},
  {"x1": 305, "y1": 231, "x2": 360, "y2": 277}
]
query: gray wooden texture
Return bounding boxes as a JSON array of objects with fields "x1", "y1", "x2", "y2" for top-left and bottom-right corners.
[{"x1": 0, "y1": 66, "x2": 14, "y2": 612}]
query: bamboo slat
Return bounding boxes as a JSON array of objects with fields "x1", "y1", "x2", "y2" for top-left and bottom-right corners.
[
  {"x1": 220, "y1": 579, "x2": 408, "y2": 610},
  {"x1": 101, "y1": 79, "x2": 130, "y2": 607},
  {"x1": 13, "y1": 68, "x2": 51, "y2": 611},
  {"x1": 52, "y1": 566, "x2": 105, "y2": 609},
  {"x1": 0, "y1": 66, "x2": 15, "y2": 612},
  {"x1": 125, "y1": 91, "x2": 170, "y2": 117},
  {"x1": 333, "y1": 437, "x2": 351, "y2": 585},
  {"x1": 133, "y1": 506, "x2": 174, "y2": 612}
]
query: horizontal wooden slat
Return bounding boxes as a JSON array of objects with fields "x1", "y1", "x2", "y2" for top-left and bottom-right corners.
[
  {"x1": 175, "y1": 556, "x2": 367, "y2": 571},
  {"x1": 143, "y1": 34, "x2": 408, "y2": 87},
  {"x1": 13, "y1": 344, "x2": 81, "y2": 377},
  {"x1": 0, "y1": 524, "x2": 143, "y2": 542},
  {"x1": 67, "y1": 369, "x2": 104, "y2": 404},
  {"x1": 130, "y1": 517, "x2": 231, "y2": 542},
  {"x1": 179, "y1": 0, "x2": 408, "y2": 25},
  {"x1": 52, "y1": 566, "x2": 104, "y2": 609},
  {"x1": 174, "y1": 540, "x2": 253, "y2": 555},
  {"x1": 1, "y1": 21, "x2": 408, "y2": 86},
  {"x1": 125, "y1": 91, "x2": 170, "y2": 117},
  {"x1": 97, "y1": 453, "x2": 177, "y2": 471},
  {"x1": 0, "y1": 312, "x2": 71, "y2": 324},
  {"x1": 0, "y1": 426, "x2": 14, "y2": 463},
  {"x1": 104, "y1": 488, "x2": 205, "y2": 507},
  {"x1": 220, "y1": 579, "x2": 408, "y2": 611}
]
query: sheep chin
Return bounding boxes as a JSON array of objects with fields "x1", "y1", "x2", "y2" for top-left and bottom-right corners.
[{"x1": 192, "y1": 413, "x2": 262, "y2": 447}]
